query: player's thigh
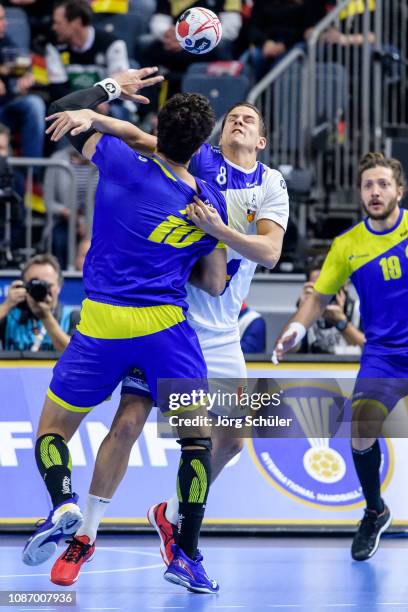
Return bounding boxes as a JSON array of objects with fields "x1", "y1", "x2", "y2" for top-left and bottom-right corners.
[
  {"x1": 203, "y1": 336, "x2": 248, "y2": 419},
  {"x1": 49, "y1": 331, "x2": 133, "y2": 410},
  {"x1": 351, "y1": 353, "x2": 407, "y2": 439}
]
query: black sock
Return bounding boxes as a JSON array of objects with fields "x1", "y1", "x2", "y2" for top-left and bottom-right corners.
[
  {"x1": 352, "y1": 440, "x2": 384, "y2": 513},
  {"x1": 176, "y1": 448, "x2": 211, "y2": 560},
  {"x1": 35, "y1": 433, "x2": 73, "y2": 507}
]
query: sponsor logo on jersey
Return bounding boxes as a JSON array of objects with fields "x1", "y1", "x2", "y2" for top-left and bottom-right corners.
[{"x1": 246, "y1": 193, "x2": 257, "y2": 222}]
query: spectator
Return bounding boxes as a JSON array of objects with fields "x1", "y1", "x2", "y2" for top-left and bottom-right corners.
[
  {"x1": 247, "y1": 0, "x2": 326, "y2": 79},
  {"x1": 0, "y1": 253, "x2": 80, "y2": 351},
  {"x1": 43, "y1": 144, "x2": 97, "y2": 269},
  {"x1": 46, "y1": 0, "x2": 130, "y2": 118},
  {"x1": 294, "y1": 254, "x2": 364, "y2": 355},
  {"x1": 140, "y1": 0, "x2": 242, "y2": 103},
  {"x1": 0, "y1": 121, "x2": 25, "y2": 249},
  {"x1": 238, "y1": 302, "x2": 266, "y2": 353},
  {"x1": 0, "y1": 2, "x2": 45, "y2": 157}
]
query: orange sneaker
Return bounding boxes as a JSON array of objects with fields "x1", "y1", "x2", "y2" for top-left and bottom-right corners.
[
  {"x1": 147, "y1": 502, "x2": 176, "y2": 566},
  {"x1": 50, "y1": 535, "x2": 95, "y2": 586}
]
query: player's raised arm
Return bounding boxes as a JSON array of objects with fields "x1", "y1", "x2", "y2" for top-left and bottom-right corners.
[
  {"x1": 45, "y1": 68, "x2": 163, "y2": 158},
  {"x1": 46, "y1": 108, "x2": 157, "y2": 154}
]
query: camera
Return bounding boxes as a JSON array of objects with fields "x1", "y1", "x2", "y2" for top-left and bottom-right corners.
[{"x1": 24, "y1": 278, "x2": 51, "y2": 302}]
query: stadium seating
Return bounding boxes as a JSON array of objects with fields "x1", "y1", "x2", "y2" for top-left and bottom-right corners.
[{"x1": 182, "y1": 63, "x2": 252, "y2": 121}]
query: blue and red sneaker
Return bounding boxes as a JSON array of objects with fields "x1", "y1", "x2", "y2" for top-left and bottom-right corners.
[
  {"x1": 147, "y1": 502, "x2": 175, "y2": 566},
  {"x1": 22, "y1": 494, "x2": 83, "y2": 566},
  {"x1": 164, "y1": 544, "x2": 219, "y2": 594}
]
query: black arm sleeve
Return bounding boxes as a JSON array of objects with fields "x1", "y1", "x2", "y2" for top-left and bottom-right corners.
[{"x1": 48, "y1": 85, "x2": 109, "y2": 153}]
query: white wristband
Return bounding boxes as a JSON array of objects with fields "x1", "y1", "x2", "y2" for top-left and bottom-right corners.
[
  {"x1": 271, "y1": 322, "x2": 306, "y2": 365},
  {"x1": 94, "y1": 78, "x2": 121, "y2": 102},
  {"x1": 281, "y1": 321, "x2": 307, "y2": 346}
]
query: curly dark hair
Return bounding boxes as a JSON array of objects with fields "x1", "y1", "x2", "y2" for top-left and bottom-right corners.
[
  {"x1": 358, "y1": 152, "x2": 406, "y2": 190},
  {"x1": 157, "y1": 93, "x2": 215, "y2": 164}
]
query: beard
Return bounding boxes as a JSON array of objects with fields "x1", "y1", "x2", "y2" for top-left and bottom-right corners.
[{"x1": 362, "y1": 196, "x2": 399, "y2": 221}]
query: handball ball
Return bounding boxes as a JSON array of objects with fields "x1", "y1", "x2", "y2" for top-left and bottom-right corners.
[{"x1": 175, "y1": 7, "x2": 222, "y2": 55}]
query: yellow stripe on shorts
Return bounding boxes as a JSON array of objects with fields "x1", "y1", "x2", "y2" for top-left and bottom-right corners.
[
  {"x1": 47, "y1": 388, "x2": 94, "y2": 413},
  {"x1": 77, "y1": 299, "x2": 185, "y2": 339}
]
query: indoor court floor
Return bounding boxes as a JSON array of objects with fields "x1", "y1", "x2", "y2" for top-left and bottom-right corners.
[{"x1": 1, "y1": 535, "x2": 408, "y2": 611}]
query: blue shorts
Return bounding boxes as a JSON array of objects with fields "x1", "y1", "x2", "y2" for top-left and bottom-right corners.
[
  {"x1": 48, "y1": 320, "x2": 207, "y2": 414},
  {"x1": 353, "y1": 352, "x2": 408, "y2": 413}
]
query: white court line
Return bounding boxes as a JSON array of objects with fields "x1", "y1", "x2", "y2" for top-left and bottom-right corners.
[
  {"x1": 378, "y1": 604, "x2": 408, "y2": 606},
  {"x1": 325, "y1": 606, "x2": 357, "y2": 608},
  {"x1": 84, "y1": 608, "x2": 120, "y2": 610},
  {"x1": 18, "y1": 609, "x2": 56, "y2": 611},
  {"x1": 97, "y1": 547, "x2": 160, "y2": 558},
  {"x1": 0, "y1": 563, "x2": 162, "y2": 579}
]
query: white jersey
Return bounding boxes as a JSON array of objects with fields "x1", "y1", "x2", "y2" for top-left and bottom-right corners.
[{"x1": 186, "y1": 143, "x2": 289, "y2": 333}]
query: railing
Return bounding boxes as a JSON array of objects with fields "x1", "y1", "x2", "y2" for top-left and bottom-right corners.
[
  {"x1": 6, "y1": 158, "x2": 96, "y2": 271},
  {"x1": 306, "y1": 0, "x2": 383, "y2": 201},
  {"x1": 247, "y1": 46, "x2": 307, "y2": 169},
  {"x1": 228, "y1": 0, "x2": 408, "y2": 208}
]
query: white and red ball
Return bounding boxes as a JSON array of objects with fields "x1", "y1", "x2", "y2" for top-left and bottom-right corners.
[{"x1": 175, "y1": 7, "x2": 222, "y2": 55}]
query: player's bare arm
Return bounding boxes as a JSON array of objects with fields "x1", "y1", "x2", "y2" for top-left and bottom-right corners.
[
  {"x1": 273, "y1": 290, "x2": 332, "y2": 361},
  {"x1": 45, "y1": 67, "x2": 163, "y2": 158},
  {"x1": 189, "y1": 247, "x2": 227, "y2": 297},
  {"x1": 187, "y1": 196, "x2": 284, "y2": 268},
  {"x1": 46, "y1": 109, "x2": 157, "y2": 154}
]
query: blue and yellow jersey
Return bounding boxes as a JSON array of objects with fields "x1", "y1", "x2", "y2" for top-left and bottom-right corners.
[
  {"x1": 78, "y1": 135, "x2": 226, "y2": 336},
  {"x1": 314, "y1": 209, "x2": 408, "y2": 355}
]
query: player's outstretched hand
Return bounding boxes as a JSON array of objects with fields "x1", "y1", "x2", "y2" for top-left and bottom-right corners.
[
  {"x1": 112, "y1": 67, "x2": 164, "y2": 104},
  {"x1": 186, "y1": 196, "x2": 225, "y2": 239},
  {"x1": 272, "y1": 322, "x2": 307, "y2": 364},
  {"x1": 46, "y1": 109, "x2": 95, "y2": 142}
]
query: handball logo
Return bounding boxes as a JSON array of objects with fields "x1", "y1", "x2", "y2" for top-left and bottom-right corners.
[
  {"x1": 248, "y1": 380, "x2": 393, "y2": 509},
  {"x1": 105, "y1": 82, "x2": 117, "y2": 94}
]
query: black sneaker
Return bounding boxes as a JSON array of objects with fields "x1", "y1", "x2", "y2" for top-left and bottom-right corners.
[{"x1": 351, "y1": 504, "x2": 391, "y2": 561}]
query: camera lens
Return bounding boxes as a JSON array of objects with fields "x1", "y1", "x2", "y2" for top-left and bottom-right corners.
[{"x1": 25, "y1": 279, "x2": 50, "y2": 302}]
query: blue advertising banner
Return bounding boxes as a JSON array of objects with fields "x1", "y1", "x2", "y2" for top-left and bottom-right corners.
[{"x1": 1, "y1": 361, "x2": 406, "y2": 527}]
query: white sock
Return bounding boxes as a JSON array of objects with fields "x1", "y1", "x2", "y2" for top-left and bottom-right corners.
[
  {"x1": 76, "y1": 494, "x2": 111, "y2": 544},
  {"x1": 165, "y1": 494, "x2": 179, "y2": 525}
]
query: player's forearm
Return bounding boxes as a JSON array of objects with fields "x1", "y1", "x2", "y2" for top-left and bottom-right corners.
[
  {"x1": 216, "y1": 226, "x2": 281, "y2": 268},
  {"x1": 341, "y1": 323, "x2": 365, "y2": 347},
  {"x1": 90, "y1": 112, "x2": 157, "y2": 153},
  {"x1": 289, "y1": 291, "x2": 328, "y2": 330},
  {"x1": 42, "y1": 314, "x2": 70, "y2": 352}
]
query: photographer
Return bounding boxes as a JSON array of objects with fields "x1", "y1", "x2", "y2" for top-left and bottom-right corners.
[
  {"x1": 0, "y1": 253, "x2": 80, "y2": 351},
  {"x1": 293, "y1": 254, "x2": 364, "y2": 354}
]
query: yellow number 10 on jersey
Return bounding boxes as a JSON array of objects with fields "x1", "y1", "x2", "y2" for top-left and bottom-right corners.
[{"x1": 148, "y1": 210, "x2": 205, "y2": 249}]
